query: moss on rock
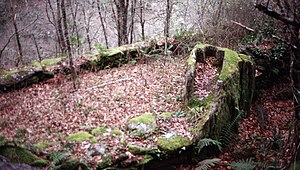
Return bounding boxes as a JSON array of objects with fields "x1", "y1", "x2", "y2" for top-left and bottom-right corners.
[
  {"x1": 31, "y1": 57, "x2": 66, "y2": 69},
  {"x1": 91, "y1": 126, "x2": 108, "y2": 136},
  {"x1": 128, "y1": 144, "x2": 154, "y2": 155},
  {"x1": 127, "y1": 113, "x2": 157, "y2": 133},
  {"x1": 157, "y1": 135, "x2": 191, "y2": 152},
  {"x1": 110, "y1": 129, "x2": 122, "y2": 136},
  {"x1": 0, "y1": 146, "x2": 48, "y2": 167},
  {"x1": 129, "y1": 113, "x2": 156, "y2": 125},
  {"x1": 66, "y1": 131, "x2": 97, "y2": 143}
]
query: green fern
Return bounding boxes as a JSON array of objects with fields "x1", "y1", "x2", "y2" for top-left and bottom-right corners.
[
  {"x1": 196, "y1": 138, "x2": 222, "y2": 154},
  {"x1": 230, "y1": 158, "x2": 257, "y2": 170},
  {"x1": 196, "y1": 158, "x2": 221, "y2": 170},
  {"x1": 47, "y1": 151, "x2": 70, "y2": 166},
  {"x1": 220, "y1": 108, "x2": 243, "y2": 146}
]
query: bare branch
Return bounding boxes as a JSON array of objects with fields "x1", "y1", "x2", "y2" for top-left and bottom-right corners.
[
  {"x1": 255, "y1": 3, "x2": 300, "y2": 28},
  {"x1": 0, "y1": 16, "x2": 38, "y2": 60},
  {"x1": 230, "y1": 20, "x2": 255, "y2": 32},
  {"x1": 231, "y1": 20, "x2": 297, "y2": 49}
]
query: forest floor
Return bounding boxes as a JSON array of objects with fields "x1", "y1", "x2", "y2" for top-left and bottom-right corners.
[
  {"x1": 0, "y1": 57, "x2": 195, "y2": 167},
  {"x1": 205, "y1": 79, "x2": 295, "y2": 169}
]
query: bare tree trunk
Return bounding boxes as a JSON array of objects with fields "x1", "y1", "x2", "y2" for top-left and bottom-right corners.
[
  {"x1": 8, "y1": 0, "x2": 23, "y2": 67},
  {"x1": 70, "y1": 0, "x2": 81, "y2": 55},
  {"x1": 56, "y1": 0, "x2": 66, "y2": 54},
  {"x1": 114, "y1": 0, "x2": 129, "y2": 46},
  {"x1": 139, "y1": 0, "x2": 145, "y2": 40},
  {"x1": 46, "y1": 0, "x2": 60, "y2": 57},
  {"x1": 97, "y1": 0, "x2": 109, "y2": 48},
  {"x1": 82, "y1": 5, "x2": 92, "y2": 51},
  {"x1": 164, "y1": 0, "x2": 172, "y2": 38},
  {"x1": 61, "y1": 0, "x2": 77, "y2": 89},
  {"x1": 32, "y1": 34, "x2": 42, "y2": 62},
  {"x1": 129, "y1": 0, "x2": 136, "y2": 44},
  {"x1": 164, "y1": 0, "x2": 172, "y2": 57}
]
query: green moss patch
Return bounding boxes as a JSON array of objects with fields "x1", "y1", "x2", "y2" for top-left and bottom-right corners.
[
  {"x1": 110, "y1": 129, "x2": 122, "y2": 136},
  {"x1": 31, "y1": 57, "x2": 66, "y2": 68},
  {"x1": 157, "y1": 135, "x2": 191, "y2": 152},
  {"x1": 129, "y1": 113, "x2": 156, "y2": 125},
  {"x1": 157, "y1": 112, "x2": 174, "y2": 119},
  {"x1": 218, "y1": 48, "x2": 241, "y2": 81},
  {"x1": 128, "y1": 144, "x2": 154, "y2": 155},
  {"x1": 91, "y1": 126, "x2": 108, "y2": 136},
  {"x1": 0, "y1": 146, "x2": 48, "y2": 167},
  {"x1": 34, "y1": 141, "x2": 53, "y2": 150},
  {"x1": 127, "y1": 113, "x2": 157, "y2": 132},
  {"x1": 66, "y1": 131, "x2": 97, "y2": 143}
]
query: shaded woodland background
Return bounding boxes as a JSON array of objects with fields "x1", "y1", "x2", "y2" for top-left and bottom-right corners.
[
  {"x1": 0, "y1": 0, "x2": 299, "y2": 169},
  {"x1": 0, "y1": 0, "x2": 268, "y2": 69}
]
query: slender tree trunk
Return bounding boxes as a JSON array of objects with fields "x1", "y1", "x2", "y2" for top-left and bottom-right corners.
[
  {"x1": 46, "y1": 0, "x2": 60, "y2": 57},
  {"x1": 82, "y1": 6, "x2": 92, "y2": 51},
  {"x1": 56, "y1": 0, "x2": 66, "y2": 54},
  {"x1": 61, "y1": 0, "x2": 77, "y2": 89},
  {"x1": 129, "y1": 0, "x2": 136, "y2": 44},
  {"x1": 164, "y1": 0, "x2": 172, "y2": 57},
  {"x1": 114, "y1": 0, "x2": 129, "y2": 46},
  {"x1": 8, "y1": 0, "x2": 23, "y2": 67},
  {"x1": 139, "y1": 0, "x2": 145, "y2": 40},
  {"x1": 164, "y1": 0, "x2": 172, "y2": 38},
  {"x1": 70, "y1": 0, "x2": 81, "y2": 55},
  {"x1": 97, "y1": 0, "x2": 109, "y2": 48},
  {"x1": 291, "y1": 28, "x2": 300, "y2": 123}
]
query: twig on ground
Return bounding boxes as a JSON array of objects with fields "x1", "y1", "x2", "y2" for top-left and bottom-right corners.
[{"x1": 77, "y1": 77, "x2": 133, "y2": 92}]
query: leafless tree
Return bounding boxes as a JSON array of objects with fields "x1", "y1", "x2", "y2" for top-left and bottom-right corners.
[
  {"x1": 8, "y1": 0, "x2": 23, "y2": 67},
  {"x1": 82, "y1": 5, "x2": 93, "y2": 51},
  {"x1": 164, "y1": 0, "x2": 172, "y2": 38},
  {"x1": 61, "y1": 0, "x2": 77, "y2": 89},
  {"x1": 113, "y1": 0, "x2": 129, "y2": 46},
  {"x1": 128, "y1": 0, "x2": 137, "y2": 43},
  {"x1": 97, "y1": 0, "x2": 109, "y2": 48},
  {"x1": 56, "y1": 0, "x2": 66, "y2": 54},
  {"x1": 138, "y1": 0, "x2": 145, "y2": 40}
]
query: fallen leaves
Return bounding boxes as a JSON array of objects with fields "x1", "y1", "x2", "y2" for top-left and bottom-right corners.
[
  {"x1": 0, "y1": 57, "x2": 190, "y2": 165},
  {"x1": 212, "y1": 81, "x2": 295, "y2": 169}
]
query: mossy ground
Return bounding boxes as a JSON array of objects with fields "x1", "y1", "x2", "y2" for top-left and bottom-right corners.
[
  {"x1": 91, "y1": 126, "x2": 108, "y2": 136},
  {"x1": 66, "y1": 131, "x2": 97, "y2": 143},
  {"x1": 128, "y1": 113, "x2": 156, "y2": 125}
]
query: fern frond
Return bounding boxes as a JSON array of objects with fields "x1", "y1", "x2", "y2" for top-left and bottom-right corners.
[
  {"x1": 196, "y1": 138, "x2": 222, "y2": 153},
  {"x1": 220, "y1": 109, "x2": 243, "y2": 146},
  {"x1": 230, "y1": 158, "x2": 257, "y2": 170},
  {"x1": 196, "y1": 158, "x2": 221, "y2": 170}
]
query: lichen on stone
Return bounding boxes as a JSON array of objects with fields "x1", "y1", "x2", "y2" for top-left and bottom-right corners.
[{"x1": 66, "y1": 131, "x2": 97, "y2": 143}]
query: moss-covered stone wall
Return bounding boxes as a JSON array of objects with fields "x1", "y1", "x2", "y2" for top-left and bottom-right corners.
[{"x1": 183, "y1": 44, "x2": 255, "y2": 139}]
